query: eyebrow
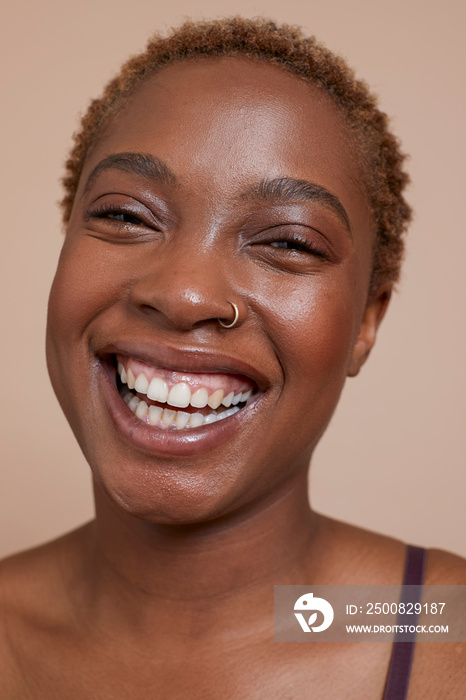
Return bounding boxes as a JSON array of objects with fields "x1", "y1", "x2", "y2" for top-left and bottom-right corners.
[
  {"x1": 83, "y1": 152, "x2": 351, "y2": 235},
  {"x1": 242, "y1": 177, "x2": 352, "y2": 235},
  {"x1": 83, "y1": 152, "x2": 177, "y2": 193}
]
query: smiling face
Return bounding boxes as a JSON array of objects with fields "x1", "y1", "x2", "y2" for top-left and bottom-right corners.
[{"x1": 47, "y1": 57, "x2": 385, "y2": 524}]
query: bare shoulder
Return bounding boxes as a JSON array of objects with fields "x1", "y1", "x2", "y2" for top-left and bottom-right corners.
[
  {"x1": 316, "y1": 515, "x2": 466, "y2": 583},
  {"x1": 409, "y1": 548, "x2": 466, "y2": 698},
  {"x1": 280, "y1": 517, "x2": 466, "y2": 698},
  {"x1": 0, "y1": 525, "x2": 91, "y2": 694},
  {"x1": 312, "y1": 515, "x2": 408, "y2": 583},
  {"x1": 0, "y1": 523, "x2": 91, "y2": 609},
  {"x1": 424, "y1": 546, "x2": 466, "y2": 584},
  {"x1": 318, "y1": 520, "x2": 466, "y2": 696}
]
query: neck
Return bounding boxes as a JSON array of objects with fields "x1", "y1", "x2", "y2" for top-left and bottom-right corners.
[{"x1": 71, "y1": 470, "x2": 322, "y2": 641}]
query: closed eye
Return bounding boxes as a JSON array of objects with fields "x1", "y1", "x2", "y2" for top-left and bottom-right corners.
[
  {"x1": 83, "y1": 200, "x2": 166, "y2": 244},
  {"x1": 90, "y1": 205, "x2": 147, "y2": 226},
  {"x1": 108, "y1": 211, "x2": 141, "y2": 224},
  {"x1": 266, "y1": 236, "x2": 328, "y2": 259},
  {"x1": 270, "y1": 240, "x2": 321, "y2": 253}
]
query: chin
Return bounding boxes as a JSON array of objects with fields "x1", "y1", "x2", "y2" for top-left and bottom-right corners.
[{"x1": 91, "y1": 449, "x2": 253, "y2": 527}]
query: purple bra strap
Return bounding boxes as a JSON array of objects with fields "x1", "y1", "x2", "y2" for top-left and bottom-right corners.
[{"x1": 382, "y1": 545, "x2": 427, "y2": 700}]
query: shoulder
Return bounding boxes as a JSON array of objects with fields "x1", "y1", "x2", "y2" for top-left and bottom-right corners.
[
  {"x1": 0, "y1": 526, "x2": 85, "y2": 607},
  {"x1": 315, "y1": 515, "x2": 466, "y2": 583},
  {"x1": 0, "y1": 531, "x2": 74, "y2": 641},
  {"x1": 315, "y1": 517, "x2": 466, "y2": 693},
  {"x1": 0, "y1": 525, "x2": 91, "y2": 691},
  {"x1": 408, "y1": 547, "x2": 466, "y2": 698},
  {"x1": 424, "y1": 547, "x2": 466, "y2": 584},
  {"x1": 0, "y1": 540, "x2": 61, "y2": 693},
  {"x1": 0, "y1": 523, "x2": 91, "y2": 622}
]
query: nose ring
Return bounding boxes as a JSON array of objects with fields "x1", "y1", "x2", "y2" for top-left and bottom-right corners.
[{"x1": 218, "y1": 301, "x2": 240, "y2": 329}]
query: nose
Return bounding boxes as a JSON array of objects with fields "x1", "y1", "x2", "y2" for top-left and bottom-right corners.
[{"x1": 127, "y1": 239, "x2": 244, "y2": 331}]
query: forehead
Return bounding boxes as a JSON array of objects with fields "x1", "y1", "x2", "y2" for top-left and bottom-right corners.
[{"x1": 82, "y1": 56, "x2": 371, "y2": 235}]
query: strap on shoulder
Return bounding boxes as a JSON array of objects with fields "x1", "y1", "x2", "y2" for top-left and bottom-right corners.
[{"x1": 382, "y1": 545, "x2": 427, "y2": 700}]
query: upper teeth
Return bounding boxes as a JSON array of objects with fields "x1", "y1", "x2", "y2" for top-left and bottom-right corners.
[{"x1": 118, "y1": 363, "x2": 252, "y2": 409}]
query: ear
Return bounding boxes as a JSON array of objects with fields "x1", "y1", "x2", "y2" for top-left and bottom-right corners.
[{"x1": 347, "y1": 289, "x2": 391, "y2": 377}]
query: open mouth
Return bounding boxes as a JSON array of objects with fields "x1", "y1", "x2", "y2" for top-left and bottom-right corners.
[{"x1": 115, "y1": 354, "x2": 257, "y2": 430}]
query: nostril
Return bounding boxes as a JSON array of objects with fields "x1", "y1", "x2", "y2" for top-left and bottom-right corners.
[{"x1": 129, "y1": 271, "x2": 245, "y2": 331}]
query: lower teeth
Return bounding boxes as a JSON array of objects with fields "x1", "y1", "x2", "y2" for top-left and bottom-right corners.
[{"x1": 122, "y1": 389, "x2": 242, "y2": 429}]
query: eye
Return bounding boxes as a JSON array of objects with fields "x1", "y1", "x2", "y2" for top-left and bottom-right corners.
[
  {"x1": 90, "y1": 205, "x2": 148, "y2": 226},
  {"x1": 245, "y1": 223, "x2": 334, "y2": 274},
  {"x1": 107, "y1": 211, "x2": 142, "y2": 224},
  {"x1": 266, "y1": 233, "x2": 328, "y2": 259},
  {"x1": 84, "y1": 199, "x2": 165, "y2": 243},
  {"x1": 269, "y1": 239, "x2": 318, "y2": 253}
]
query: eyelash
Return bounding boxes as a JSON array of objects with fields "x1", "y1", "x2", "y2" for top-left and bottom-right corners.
[
  {"x1": 87, "y1": 205, "x2": 328, "y2": 260},
  {"x1": 267, "y1": 236, "x2": 327, "y2": 258},
  {"x1": 87, "y1": 204, "x2": 148, "y2": 226}
]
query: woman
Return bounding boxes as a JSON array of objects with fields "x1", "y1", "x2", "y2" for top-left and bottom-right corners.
[{"x1": 1, "y1": 17, "x2": 464, "y2": 698}]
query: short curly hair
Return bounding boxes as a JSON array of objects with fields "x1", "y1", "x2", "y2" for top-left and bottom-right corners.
[{"x1": 61, "y1": 17, "x2": 411, "y2": 299}]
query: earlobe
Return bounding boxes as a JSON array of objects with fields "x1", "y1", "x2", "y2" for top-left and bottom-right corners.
[{"x1": 348, "y1": 290, "x2": 391, "y2": 377}]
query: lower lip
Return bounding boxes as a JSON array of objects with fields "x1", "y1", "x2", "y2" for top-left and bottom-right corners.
[{"x1": 98, "y1": 362, "x2": 260, "y2": 457}]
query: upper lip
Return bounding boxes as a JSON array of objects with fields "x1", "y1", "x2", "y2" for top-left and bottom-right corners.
[{"x1": 97, "y1": 339, "x2": 270, "y2": 391}]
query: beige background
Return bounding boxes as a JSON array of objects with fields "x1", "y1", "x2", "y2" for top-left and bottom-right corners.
[{"x1": 1, "y1": 0, "x2": 465, "y2": 559}]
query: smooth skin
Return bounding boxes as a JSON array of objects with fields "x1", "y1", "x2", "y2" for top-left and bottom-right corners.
[{"x1": 1, "y1": 57, "x2": 465, "y2": 699}]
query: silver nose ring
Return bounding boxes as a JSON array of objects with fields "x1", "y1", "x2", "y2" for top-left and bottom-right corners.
[{"x1": 218, "y1": 301, "x2": 239, "y2": 329}]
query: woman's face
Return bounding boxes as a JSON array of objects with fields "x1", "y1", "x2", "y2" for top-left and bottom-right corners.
[{"x1": 47, "y1": 57, "x2": 382, "y2": 523}]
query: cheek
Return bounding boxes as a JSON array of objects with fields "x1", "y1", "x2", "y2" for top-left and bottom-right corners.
[
  {"x1": 47, "y1": 234, "x2": 136, "y2": 366},
  {"x1": 46, "y1": 240, "x2": 119, "y2": 407},
  {"x1": 265, "y1": 276, "x2": 357, "y2": 375},
  {"x1": 48, "y1": 239, "x2": 117, "y2": 334},
  {"x1": 254, "y1": 273, "x2": 358, "y2": 444},
  {"x1": 291, "y1": 294, "x2": 355, "y2": 408}
]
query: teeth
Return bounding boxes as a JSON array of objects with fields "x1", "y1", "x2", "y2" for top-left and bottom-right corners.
[
  {"x1": 135, "y1": 400, "x2": 148, "y2": 420},
  {"x1": 120, "y1": 363, "x2": 253, "y2": 410},
  {"x1": 120, "y1": 363, "x2": 254, "y2": 424},
  {"x1": 189, "y1": 412, "x2": 204, "y2": 427},
  {"x1": 190, "y1": 387, "x2": 208, "y2": 408},
  {"x1": 134, "y1": 373, "x2": 149, "y2": 394},
  {"x1": 175, "y1": 410, "x2": 190, "y2": 429},
  {"x1": 128, "y1": 395, "x2": 140, "y2": 411},
  {"x1": 168, "y1": 382, "x2": 191, "y2": 408},
  {"x1": 118, "y1": 362, "x2": 127, "y2": 384},
  {"x1": 221, "y1": 391, "x2": 234, "y2": 407},
  {"x1": 124, "y1": 387, "x2": 244, "y2": 429},
  {"x1": 148, "y1": 405, "x2": 163, "y2": 425},
  {"x1": 208, "y1": 389, "x2": 224, "y2": 409},
  {"x1": 147, "y1": 377, "x2": 169, "y2": 403},
  {"x1": 217, "y1": 406, "x2": 240, "y2": 420},
  {"x1": 204, "y1": 413, "x2": 219, "y2": 424},
  {"x1": 162, "y1": 409, "x2": 176, "y2": 426},
  {"x1": 127, "y1": 368, "x2": 136, "y2": 390}
]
